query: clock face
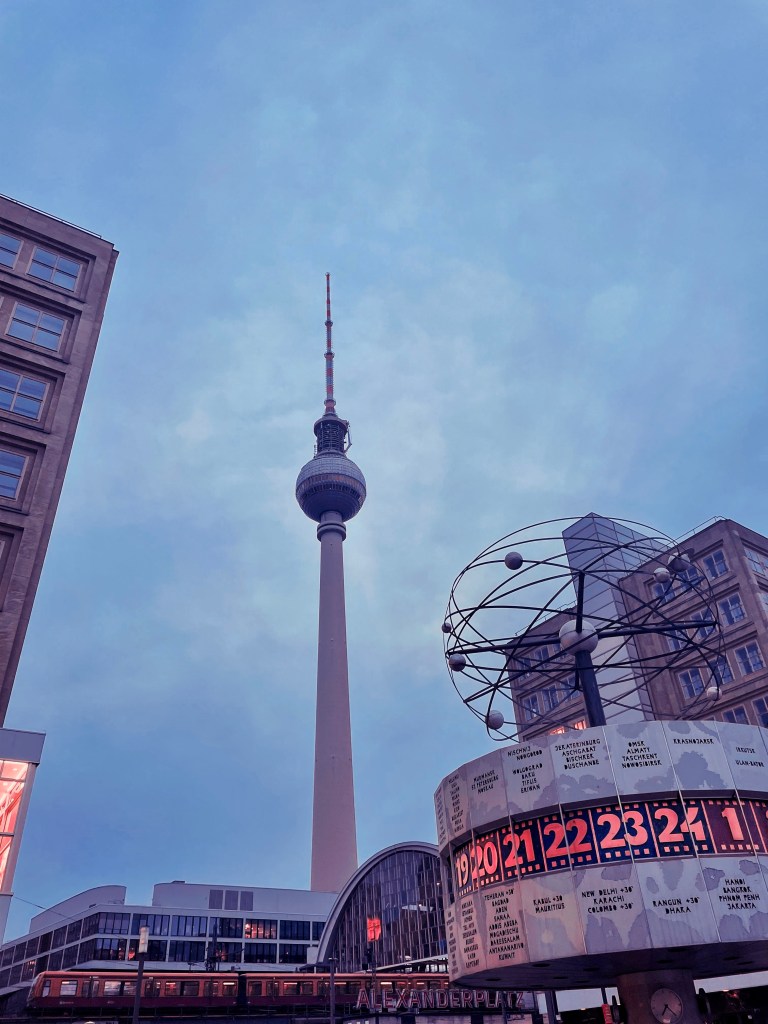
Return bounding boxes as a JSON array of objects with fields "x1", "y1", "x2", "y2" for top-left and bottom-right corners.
[{"x1": 650, "y1": 988, "x2": 684, "y2": 1023}]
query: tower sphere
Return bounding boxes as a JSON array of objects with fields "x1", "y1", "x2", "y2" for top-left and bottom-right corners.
[
  {"x1": 296, "y1": 413, "x2": 367, "y2": 523},
  {"x1": 296, "y1": 451, "x2": 367, "y2": 522}
]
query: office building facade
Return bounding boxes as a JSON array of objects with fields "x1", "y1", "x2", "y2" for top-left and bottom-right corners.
[{"x1": 0, "y1": 195, "x2": 117, "y2": 722}]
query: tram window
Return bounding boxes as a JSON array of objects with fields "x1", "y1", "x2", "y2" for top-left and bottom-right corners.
[
  {"x1": 248, "y1": 981, "x2": 262, "y2": 997},
  {"x1": 41, "y1": 981, "x2": 51, "y2": 997},
  {"x1": 222, "y1": 981, "x2": 236, "y2": 996},
  {"x1": 284, "y1": 983, "x2": 299, "y2": 996},
  {"x1": 60, "y1": 981, "x2": 78, "y2": 996},
  {"x1": 124, "y1": 981, "x2": 136, "y2": 996},
  {"x1": 299, "y1": 982, "x2": 314, "y2": 995},
  {"x1": 144, "y1": 980, "x2": 160, "y2": 997},
  {"x1": 203, "y1": 981, "x2": 217, "y2": 997},
  {"x1": 180, "y1": 981, "x2": 199, "y2": 997},
  {"x1": 164, "y1": 981, "x2": 178, "y2": 996},
  {"x1": 104, "y1": 981, "x2": 122, "y2": 996}
]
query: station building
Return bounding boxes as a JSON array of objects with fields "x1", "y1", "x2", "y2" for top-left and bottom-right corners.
[{"x1": 0, "y1": 879, "x2": 335, "y2": 993}]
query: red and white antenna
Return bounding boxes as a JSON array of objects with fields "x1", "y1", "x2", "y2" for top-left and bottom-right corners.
[{"x1": 324, "y1": 273, "x2": 335, "y2": 414}]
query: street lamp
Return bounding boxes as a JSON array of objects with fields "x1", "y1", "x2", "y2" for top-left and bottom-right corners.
[{"x1": 131, "y1": 926, "x2": 149, "y2": 1024}]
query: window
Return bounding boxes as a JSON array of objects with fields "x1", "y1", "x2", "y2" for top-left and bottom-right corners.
[
  {"x1": 677, "y1": 564, "x2": 702, "y2": 591},
  {"x1": 131, "y1": 914, "x2": 169, "y2": 936},
  {"x1": 103, "y1": 980, "x2": 122, "y2": 996},
  {"x1": 534, "y1": 645, "x2": 555, "y2": 664},
  {"x1": 714, "y1": 655, "x2": 733, "y2": 685},
  {"x1": 212, "y1": 941, "x2": 241, "y2": 963},
  {"x1": 759, "y1": 591, "x2": 768, "y2": 617},
  {"x1": 754, "y1": 697, "x2": 768, "y2": 727},
  {"x1": 92, "y1": 937, "x2": 127, "y2": 960},
  {"x1": 168, "y1": 940, "x2": 205, "y2": 963},
  {"x1": 280, "y1": 920, "x2": 310, "y2": 941},
  {"x1": 171, "y1": 915, "x2": 207, "y2": 937},
  {"x1": 244, "y1": 919, "x2": 277, "y2": 940},
  {"x1": 47, "y1": 950, "x2": 62, "y2": 970},
  {"x1": 744, "y1": 547, "x2": 768, "y2": 577},
  {"x1": 52, "y1": 926, "x2": 67, "y2": 949},
  {"x1": 312, "y1": 921, "x2": 324, "y2": 942},
  {"x1": 703, "y1": 550, "x2": 728, "y2": 579},
  {"x1": 279, "y1": 943, "x2": 308, "y2": 965},
  {"x1": 735, "y1": 643, "x2": 765, "y2": 676},
  {"x1": 678, "y1": 668, "x2": 705, "y2": 700},
  {"x1": 27, "y1": 248, "x2": 81, "y2": 290},
  {"x1": 0, "y1": 449, "x2": 28, "y2": 498},
  {"x1": 652, "y1": 581, "x2": 675, "y2": 604},
  {"x1": 98, "y1": 912, "x2": 131, "y2": 935},
  {"x1": 208, "y1": 890, "x2": 223, "y2": 909},
  {"x1": 244, "y1": 942, "x2": 277, "y2": 964},
  {"x1": 180, "y1": 981, "x2": 199, "y2": 997},
  {"x1": 522, "y1": 694, "x2": 540, "y2": 721},
  {"x1": 7, "y1": 303, "x2": 66, "y2": 351},
  {"x1": 60, "y1": 980, "x2": 78, "y2": 996},
  {"x1": 0, "y1": 235, "x2": 20, "y2": 269},
  {"x1": 212, "y1": 917, "x2": 242, "y2": 938},
  {"x1": 723, "y1": 707, "x2": 748, "y2": 725},
  {"x1": 239, "y1": 891, "x2": 253, "y2": 912},
  {"x1": 66, "y1": 920, "x2": 83, "y2": 943},
  {"x1": 541, "y1": 685, "x2": 562, "y2": 711},
  {"x1": 572, "y1": 719, "x2": 588, "y2": 730},
  {"x1": 690, "y1": 609, "x2": 715, "y2": 639},
  {"x1": 719, "y1": 594, "x2": 746, "y2": 626},
  {"x1": 666, "y1": 629, "x2": 687, "y2": 652},
  {"x1": 61, "y1": 944, "x2": 78, "y2": 968},
  {"x1": 128, "y1": 938, "x2": 166, "y2": 961},
  {"x1": 224, "y1": 890, "x2": 239, "y2": 910}
]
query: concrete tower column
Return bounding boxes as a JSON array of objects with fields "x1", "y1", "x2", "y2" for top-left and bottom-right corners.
[
  {"x1": 311, "y1": 511, "x2": 357, "y2": 892},
  {"x1": 295, "y1": 276, "x2": 367, "y2": 894}
]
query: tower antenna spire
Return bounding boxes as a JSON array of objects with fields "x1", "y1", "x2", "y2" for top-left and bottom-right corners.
[{"x1": 324, "y1": 273, "x2": 335, "y2": 415}]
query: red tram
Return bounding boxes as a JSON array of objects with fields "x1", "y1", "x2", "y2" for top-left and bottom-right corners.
[{"x1": 26, "y1": 970, "x2": 491, "y2": 1018}]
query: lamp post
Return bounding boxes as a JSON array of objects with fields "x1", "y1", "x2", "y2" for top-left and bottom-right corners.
[
  {"x1": 328, "y1": 954, "x2": 337, "y2": 1024},
  {"x1": 131, "y1": 926, "x2": 149, "y2": 1024}
]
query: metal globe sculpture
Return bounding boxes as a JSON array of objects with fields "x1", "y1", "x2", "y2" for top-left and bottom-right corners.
[{"x1": 442, "y1": 516, "x2": 724, "y2": 740}]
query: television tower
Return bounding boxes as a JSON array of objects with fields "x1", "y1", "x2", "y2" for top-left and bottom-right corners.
[{"x1": 296, "y1": 276, "x2": 366, "y2": 892}]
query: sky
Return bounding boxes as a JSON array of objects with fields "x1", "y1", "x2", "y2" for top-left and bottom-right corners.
[{"x1": 1, "y1": 0, "x2": 768, "y2": 938}]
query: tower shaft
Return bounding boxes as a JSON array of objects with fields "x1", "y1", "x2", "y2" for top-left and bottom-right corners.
[{"x1": 311, "y1": 511, "x2": 358, "y2": 891}]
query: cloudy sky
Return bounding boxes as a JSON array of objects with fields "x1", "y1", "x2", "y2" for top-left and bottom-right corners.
[{"x1": 1, "y1": 0, "x2": 767, "y2": 936}]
